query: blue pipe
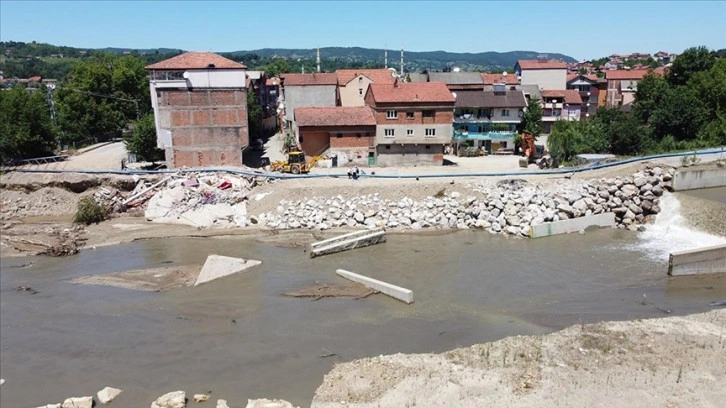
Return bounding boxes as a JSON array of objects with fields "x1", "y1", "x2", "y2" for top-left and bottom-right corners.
[{"x1": 4, "y1": 147, "x2": 725, "y2": 179}]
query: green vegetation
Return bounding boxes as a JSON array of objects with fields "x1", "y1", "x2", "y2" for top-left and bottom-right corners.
[
  {"x1": 547, "y1": 46, "x2": 725, "y2": 165},
  {"x1": 519, "y1": 98, "x2": 543, "y2": 136},
  {"x1": 73, "y1": 196, "x2": 108, "y2": 225},
  {"x1": 123, "y1": 114, "x2": 164, "y2": 162},
  {"x1": 0, "y1": 86, "x2": 57, "y2": 162}
]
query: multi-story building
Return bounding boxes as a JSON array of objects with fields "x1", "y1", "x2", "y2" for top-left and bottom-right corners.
[
  {"x1": 604, "y1": 69, "x2": 650, "y2": 111},
  {"x1": 452, "y1": 83, "x2": 527, "y2": 153},
  {"x1": 427, "y1": 72, "x2": 485, "y2": 91},
  {"x1": 280, "y1": 73, "x2": 337, "y2": 131},
  {"x1": 566, "y1": 74, "x2": 607, "y2": 118},
  {"x1": 145, "y1": 52, "x2": 249, "y2": 168},
  {"x1": 364, "y1": 80, "x2": 455, "y2": 166},
  {"x1": 514, "y1": 58, "x2": 568, "y2": 90},
  {"x1": 540, "y1": 90, "x2": 583, "y2": 133},
  {"x1": 294, "y1": 106, "x2": 376, "y2": 166},
  {"x1": 335, "y1": 69, "x2": 396, "y2": 107}
]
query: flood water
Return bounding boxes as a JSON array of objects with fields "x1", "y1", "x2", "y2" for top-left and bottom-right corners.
[{"x1": 2, "y1": 194, "x2": 725, "y2": 407}]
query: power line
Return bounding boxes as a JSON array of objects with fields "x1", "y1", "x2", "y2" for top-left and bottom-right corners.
[{"x1": 61, "y1": 87, "x2": 141, "y2": 118}]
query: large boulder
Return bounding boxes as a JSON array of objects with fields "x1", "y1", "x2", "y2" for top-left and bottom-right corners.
[
  {"x1": 61, "y1": 397, "x2": 93, "y2": 408},
  {"x1": 151, "y1": 391, "x2": 186, "y2": 408},
  {"x1": 97, "y1": 387, "x2": 123, "y2": 404}
]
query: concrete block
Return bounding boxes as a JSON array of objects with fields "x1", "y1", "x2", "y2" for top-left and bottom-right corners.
[
  {"x1": 336, "y1": 269, "x2": 413, "y2": 304},
  {"x1": 310, "y1": 228, "x2": 386, "y2": 258},
  {"x1": 673, "y1": 168, "x2": 726, "y2": 191},
  {"x1": 529, "y1": 212, "x2": 615, "y2": 238},
  {"x1": 195, "y1": 255, "x2": 262, "y2": 286},
  {"x1": 668, "y1": 244, "x2": 726, "y2": 276}
]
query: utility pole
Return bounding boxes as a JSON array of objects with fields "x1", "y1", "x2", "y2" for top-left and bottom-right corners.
[
  {"x1": 400, "y1": 46, "x2": 404, "y2": 77},
  {"x1": 385, "y1": 44, "x2": 388, "y2": 69},
  {"x1": 316, "y1": 48, "x2": 321, "y2": 73}
]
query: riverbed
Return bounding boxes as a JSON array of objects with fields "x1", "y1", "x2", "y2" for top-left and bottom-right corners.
[{"x1": 2, "y1": 199, "x2": 725, "y2": 407}]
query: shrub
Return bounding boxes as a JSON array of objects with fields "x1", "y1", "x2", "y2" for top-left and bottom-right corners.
[{"x1": 73, "y1": 196, "x2": 108, "y2": 225}]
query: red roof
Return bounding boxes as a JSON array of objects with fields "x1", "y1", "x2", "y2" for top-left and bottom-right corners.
[
  {"x1": 145, "y1": 52, "x2": 246, "y2": 70},
  {"x1": 295, "y1": 106, "x2": 376, "y2": 127},
  {"x1": 517, "y1": 60, "x2": 568, "y2": 70},
  {"x1": 336, "y1": 69, "x2": 396, "y2": 85},
  {"x1": 481, "y1": 73, "x2": 518, "y2": 85},
  {"x1": 605, "y1": 69, "x2": 650, "y2": 80},
  {"x1": 567, "y1": 74, "x2": 598, "y2": 83},
  {"x1": 266, "y1": 76, "x2": 280, "y2": 87},
  {"x1": 541, "y1": 89, "x2": 583, "y2": 104},
  {"x1": 367, "y1": 81, "x2": 456, "y2": 104},
  {"x1": 281, "y1": 73, "x2": 338, "y2": 86}
]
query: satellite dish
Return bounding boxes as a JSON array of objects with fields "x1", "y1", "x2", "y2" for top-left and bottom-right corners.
[
  {"x1": 452, "y1": 92, "x2": 457, "y2": 99},
  {"x1": 182, "y1": 71, "x2": 190, "y2": 79},
  {"x1": 502, "y1": 71, "x2": 508, "y2": 76}
]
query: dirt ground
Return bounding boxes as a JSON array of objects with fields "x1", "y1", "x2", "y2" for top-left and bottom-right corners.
[
  {"x1": 70, "y1": 264, "x2": 200, "y2": 292},
  {"x1": 311, "y1": 309, "x2": 726, "y2": 408}
]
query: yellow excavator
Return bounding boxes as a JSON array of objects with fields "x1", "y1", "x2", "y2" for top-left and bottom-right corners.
[{"x1": 270, "y1": 149, "x2": 325, "y2": 174}]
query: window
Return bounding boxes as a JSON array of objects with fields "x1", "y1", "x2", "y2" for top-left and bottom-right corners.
[
  {"x1": 356, "y1": 133, "x2": 361, "y2": 138},
  {"x1": 425, "y1": 145, "x2": 430, "y2": 149},
  {"x1": 422, "y1": 110, "x2": 434, "y2": 118},
  {"x1": 406, "y1": 129, "x2": 414, "y2": 136},
  {"x1": 384, "y1": 129, "x2": 395, "y2": 137},
  {"x1": 386, "y1": 110, "x2": 398, "y2": 119},
  {"x1": 385, "y1": 145, "x2": 391, "y2": 150},
  {"x1": 406, "y1": 111, "x2": 415, "y2": 119},
  {"x1": 425, "y1": 128, "x2": 436, "y2": 137},
  {"x1": 576, "y1": 85, "x2": 590, "y2": 92},
  {"x1": 501, "y1": 109, "x2": 510, "y2": 117},
  {"x1": 359, "y1": 88, "x2": 363, "y2": 95},
  {"x1": 552, "y1": 109, "x2": 562, "y2": 117},
  {"x1": 336, "y1": 133, "x2": 342, "y2": 138}
]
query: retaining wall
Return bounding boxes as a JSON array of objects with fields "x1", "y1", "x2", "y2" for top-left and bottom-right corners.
[
  {"x1": 668, "y1": 244, "x2": 726, "y2": 276},
  {"x1": 673, "y1": 168, "x2": 726, "y2": 191},
  {"x1": 529, "y1": 213, "x2": 615, "y2": 239}
]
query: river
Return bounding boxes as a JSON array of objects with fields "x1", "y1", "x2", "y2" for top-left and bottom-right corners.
[{"x1": 1, "y1": 193, "x2": 725, "y2": 407}]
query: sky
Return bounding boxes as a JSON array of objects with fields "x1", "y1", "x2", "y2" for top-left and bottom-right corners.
[{"x1": 1, "y1": 0, "x2": 724, "y2": 61}]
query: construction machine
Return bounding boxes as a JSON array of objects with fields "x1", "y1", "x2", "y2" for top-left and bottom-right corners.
[
  {"x1": 518, "y1": 133, "x2": 547, "y2": 168},
  {"x1": 270, "y1": 149, "x2": 324, "y2": 174}
]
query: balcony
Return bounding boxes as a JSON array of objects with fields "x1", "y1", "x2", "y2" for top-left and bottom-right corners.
[
  {"x1": 544, "y1": 103, "x2": 564, "y2": 109},
  {"x1": 453, "y1": 130, "x2": 516, "y2": 140},
  {"x1": 454, "y1": 114, "x2": 491, "y2": 123}
]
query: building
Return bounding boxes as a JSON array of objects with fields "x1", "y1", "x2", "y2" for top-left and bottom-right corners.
[
  {"x1": 294, "y1": 106, "x2": 376, "y2": 165},
  {"x1": 280, "y1": 73, "x2": 337, "y2": 131},
  {"x1": 540, "y1": 89, "x2": 583, "y2": 133},
  {"x1": 481, "y1": 73, "x2": 519, "y2": 90},
  {"x1": 427, "y1": 72, "x2": 485, "y2": 91},
  {"x1": 364, "y1": 80, "x2": 455, "y2": 166},
  {"x1": 246, "y1": 71, "x2": 278, "y2": 136},
  {"x1": 145, "y1": 51, "x2": 249, "y2": 168},
  {"x1": 335, "y1": 69, "x2": 396, "y2": 107},
  {"x1": 604, "y1": 69, "x2": 650, "y2": 111},
  {"x1": 566, "y1": 74, "x2": 606, "y2": 118},
  {"x1": 452, "y1": 84, "x2": 527, "y2": 153},
  {"x1": 514, "y1": 58, "x2": 568, "y2": 90}
]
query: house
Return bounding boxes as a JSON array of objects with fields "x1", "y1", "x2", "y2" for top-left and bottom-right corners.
[
  {"x1": 566, "y1": 74, "x2": 606, "y2": 118},
  {"x1": 145, "y1": 51, "x2": 249, "y2": 168},
  {"x1": 604, "y1": 69, "x2": 651, "y2": 111},
  {"x1": 514, "y1": 58, "x2": 568, "y2": 90},
  {"x1": 452, "y1": 84, "x2": 527, "y2": 153},
  {"x1": 246, "y1": 71, "x2": 278, "y2": 135},
  {"x1": 335, "y1": 69, "x2": 396, "y2": 107},
  {"x1": 540, "y1": 89, "x2": 583, "y2": 133},
  {"x1": 294, "y1": 106, "x2": 376, "y2": 165},
  {"x1": 280, "y1": 73, "x2": 337, "y2": 131},
  {"x1": 364, "y1": 81, "x2": 455, "y2": 166},
  {"x1": 427, "y1": 72, "x2": 485, "y2": 91}
]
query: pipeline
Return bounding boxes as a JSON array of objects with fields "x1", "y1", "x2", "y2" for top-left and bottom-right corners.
[{"x1": 2, "y1": 147, "x2": 725, "y2": 180}]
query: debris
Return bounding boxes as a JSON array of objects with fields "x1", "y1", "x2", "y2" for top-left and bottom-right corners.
[
  {"x1": 284, "y1": 282, "x2": 378, "y2": 300},
  {"x1": 195, "y1": 255, "x2": 262, "y2": 286},
  {"x1": 193, "y1": 394, "x2": 210, "y2": 402},
  {"x1": 16, "y1": 285, "x2": 38, "y2": 295},
  {"x1": 150, "y1": 391, "x2": 186, "y2": 408},
  {"x1": 97, "y1": 387, "x2": 122, "y2": 404}
]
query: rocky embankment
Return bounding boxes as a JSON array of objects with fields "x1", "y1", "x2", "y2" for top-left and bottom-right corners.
[{"x1": 257, "y1": 166, "x2": 676, "y2": 236}]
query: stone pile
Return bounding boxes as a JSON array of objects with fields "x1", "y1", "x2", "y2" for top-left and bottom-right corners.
[
  {"x1": 257, "y1": 166, "x2": 675, "y2": 237},
  {"x1": 144, "y1": 173, "x2": 259, "y2": 228}
]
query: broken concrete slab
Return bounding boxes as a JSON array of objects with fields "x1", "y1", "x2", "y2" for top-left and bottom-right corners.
[
  {"x1": 97, "y1": 386, "x2": 122, "y2": 404},
  {"x1": 529, "y1": 213, "x2": 615, "y2": 238},
  {"x1": 668, "y1": 243, "x2": 726, "y2": 276},
  {"x1": 195, "y1": 255, "x2": 262, "y2": 286},
  {"x1": 309, "y1": 228, "x2": 386, "y2": 258},
  {"x1": 336, "y1": 269, "x2": 413, "y2": 304}
]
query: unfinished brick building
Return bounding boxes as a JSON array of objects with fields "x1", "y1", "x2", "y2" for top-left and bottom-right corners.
[{"x1": 146, "y1": 52, "x2": 249, "y2": 168}]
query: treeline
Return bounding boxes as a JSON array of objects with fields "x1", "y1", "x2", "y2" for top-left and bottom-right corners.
[{"x1": 547, "y1": 46, "x2": 725, "y2": 164}]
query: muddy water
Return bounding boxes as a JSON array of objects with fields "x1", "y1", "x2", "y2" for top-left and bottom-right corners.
[
  {"x1": 682, "y1": 186, "x2": 726, "y2": 204},
  {"x1": 2, "y1": 226, "x2": 725, "y2": 407}
]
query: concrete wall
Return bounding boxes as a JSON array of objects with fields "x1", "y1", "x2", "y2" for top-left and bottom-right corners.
[
  {"x1": 376, "y1": 144, "x2": 444, "y2": 167},
  {"x1": 668, "y1": 244, "x2": 726, "y2": 276},
  {"x1": 376, "y1": 124, "x2": 453, "y2": 145},
  {"x1": 529, "y1": 213, "x2": 615, "y2": 238},
  {"x1": 673, "y1": 168, "x2": 726, "y2": 191},
  {"x1": 283, "y1": 85, "x2": 337, "y2": 125},
  {"x1": 521, "y1": 69, "x2": 567, "y2": 90},
  {"x1": 339, "y1": 75, "x2": 373, "y2": 107},
  {"x1": 155, "y1": 88, "x2": 249, "y2": 168}
]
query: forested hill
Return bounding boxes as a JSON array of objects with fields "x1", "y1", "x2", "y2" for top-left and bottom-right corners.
[{"x1": 0, "y1": 41, "x2": 576, "y2": 80}]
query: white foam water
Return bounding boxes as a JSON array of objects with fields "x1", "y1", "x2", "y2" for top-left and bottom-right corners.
[{"x1": 635, "y1": 192, "x2": 726, "y2": 261}]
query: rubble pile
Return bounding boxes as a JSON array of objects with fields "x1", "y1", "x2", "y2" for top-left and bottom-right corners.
[
  {"x1": 258, "y1": 166, "x2": 676, "y2": 237},
  {"x1": 143, "y1": 173, "x2": 260, "y2": 228}
]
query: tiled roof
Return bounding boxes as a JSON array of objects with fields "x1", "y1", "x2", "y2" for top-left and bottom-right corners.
[
  {"x1": 336, "y1": 69, "x2": 396, "y2": 85},
  {"x1": 481, "y1": 73, "x2": 519, "y2": 85},
  {"x1": 266, "y1": 76, "x2": 280, "y2": 87},
  {"x1": 516, "y1": 60, "x2": 568, "y2": 70},
  {"x1": 541, "y1": 89, "x2": 583, "y2": 105},
  {"x1": 368, "y1": 81, "x2": 456, "y2": 104},
  {"x1": 145, "y1": 52, "x2": 246, "y2": 70},
  {"x1": 294, "y1": 106, "x2": 376, "y2": 127},
  {"x1": 605, "y1": 69, "x2": 650, "y2": 80},
  {"x1": 454, "y1": 90, "x2": 527, "y2": 109},
  {"x1": 427, "y1": 72, "x2": 484, "y2": 85},
  {"x1": 281, "y1": 73, "x2": 338, "y2": 86},
  {"x1": 567, "y1": 74, "x2": 599, "y2": 83}
]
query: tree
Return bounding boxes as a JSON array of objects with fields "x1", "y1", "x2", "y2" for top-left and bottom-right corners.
[
  {"x1": 264, "y1": 59, "x2": 291, "y2": 77},
  {"x1": 633, "y1": 73, "x2": 670, "y2": 124},
  {"x1": 247, "y1": 89, "x2": 262, "y2": 141},
  {"x1": 519, "y1": 98, "x2": 543, "y2": 136},
  {"x1": 123, "y1": 113, "x2": 163, "y2": 162},
  {"x1": 667, "y1": 46, "x2": 716, "y2": 86},
  {"x1": 0, "y1": 86, "x2": 57, "y2": 162}
]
